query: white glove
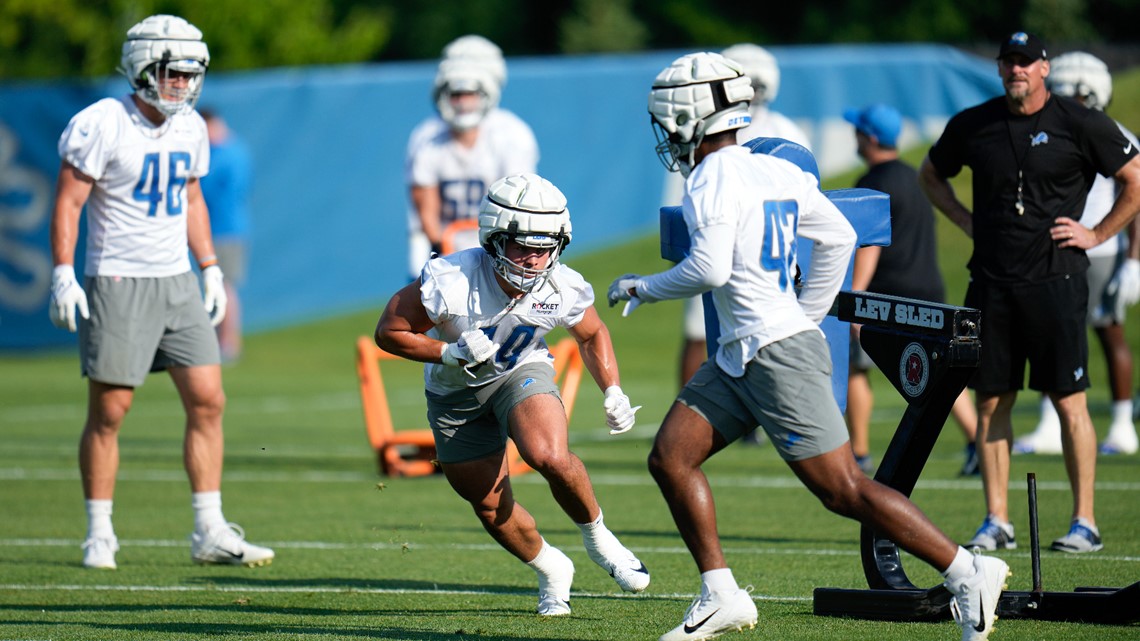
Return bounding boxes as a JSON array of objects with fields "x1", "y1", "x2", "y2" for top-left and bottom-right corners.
[
  {"x1": 201, "y1": 265, "x2": 227, "y2": 328},
  {"x1": 49, "y1": 264, "x2": 89, "y2": 332},
  {"x1": 607, "y1": 274, "x2": 643, "y2": 316},
  {"x1": 441, "y1": 328, "x2": 501, "y2": 368},
  {"x1": 603, "y1": 385, "x2": 641, "y2": 435},
  {"x1": 1106, "y1": 257, "x2": 1140, "y2": 317}
]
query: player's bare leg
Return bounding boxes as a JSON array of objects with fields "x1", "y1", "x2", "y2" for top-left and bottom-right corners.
[
  {"x1": 78, "y1": 381, "x2": 133, "y2": 569},
  {"x1": 442, "y1": 451, "x2": 574, "y2": 614},
  {"x1": 511, "y1": 393, "x2": 649, "y2": 593},
  {"x1": 788, "y1": 445, "x2": 957, "y2": 570},
  {"x1": 80, "y1": 381, "x2": 134, "y2": 501},
  {"x1": 648, "y1": 401, "x2": 728, "y2": 572},
  {"x1": 509, "y1": 393, "x2": 598, "y2": 524},
  {"x1": 169, "y1": 365, "x2": 226, "y2": 493}
]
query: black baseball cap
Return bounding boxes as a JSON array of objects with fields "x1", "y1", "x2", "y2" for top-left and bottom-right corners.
[{"x1": 997, "y1": 31, "x2": 1047, "y2": 61}]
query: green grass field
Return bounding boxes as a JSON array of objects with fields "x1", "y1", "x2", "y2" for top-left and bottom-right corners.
[{"x1": 3, "y1": 70, "x2": 1140, "y2": 641}]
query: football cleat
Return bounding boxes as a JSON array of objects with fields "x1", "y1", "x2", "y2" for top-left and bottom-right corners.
[
  {"x1": 582, "y1": 531, "x2": 650, "y2": 593},
  {"x1": 659, "y1": 587, "x2": 757, "y2": 641},
  {"x1": 959, "y1": 442, "x2": 980, "y2": 477},
  {"x1": 82, "y1": 535, "x2": 119, "y2": 570},
  {"x1": 190, "y1": 522, "x2": 274, "y2": 567},
  {"x1": 946, "y1": 554, "x2": 1010, "y2": 641},
  {"x1": 965, "y1": 516, "x2": 1016, "y2": 552},
  {"x1": 1098, "y1": 425, "x2": 1138, "y2": 455},
  {"x1": 1050, "y1": 518, "x2": 1103, "y2": 553}
]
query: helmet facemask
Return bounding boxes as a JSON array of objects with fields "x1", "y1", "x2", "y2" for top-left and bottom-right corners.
[
  {"x1": 489, "y1": 232, "x2": 567, "y2": 293},
  {"x1": 434, "y1": 60, "x2": 499, "y2": 131},
  {"x1": 477, "y1": 173, "x2": 573, "y2": 294},
  {"x1": 119, "y1": 15, "x2": 209, "y2": 118},
  {"x1": 138, "y1": 59, "x2": 207, "y2": 116}
]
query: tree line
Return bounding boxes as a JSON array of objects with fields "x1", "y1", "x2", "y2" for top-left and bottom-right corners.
[{"x1": 2, "y1": 0, "x2": 1134, "y2": 79}]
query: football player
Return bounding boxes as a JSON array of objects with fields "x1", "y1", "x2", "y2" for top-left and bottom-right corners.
[
  {"x1": 375, "y1": 173, "x2": 648, "y2": 615},
  {"x1": 609, "y1": 52, "x2": 1008, "y2": 641},
  {"x1": 49, "y1": 14, "x2": 273, "y2": 570},
  {"x1": 402, "y1": 35, "x2": 539, "y2": 279}
]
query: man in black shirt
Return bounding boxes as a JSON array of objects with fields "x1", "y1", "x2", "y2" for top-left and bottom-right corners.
[
  {"x1": 843, "y1": 103, "x2": 979, "y2": 477},
  {"x1": 919, "y1": 31, "x2": 1140, "y2": 554}
]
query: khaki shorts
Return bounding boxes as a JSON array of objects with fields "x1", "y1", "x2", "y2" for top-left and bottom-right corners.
[
  {"x1": 79, "y1": 272, "x2": 220, "y2": 386},
  {"x1": 677, "y1": 330, "x2": 849, "y2": 461},
  {"x1": 426, "y1": 361, "x2": 562, "y2": 464}
]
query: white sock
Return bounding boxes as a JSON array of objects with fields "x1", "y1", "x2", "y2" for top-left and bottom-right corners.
[
  {"x1": 191, "y1": 491, "x2": 226, "y2": 533},
  {"x1": 526, "y1": 539, "x2": 573, "y2": 598},
  {"x1": 1110, "y1": 400, "x2": 1134, "y2": 431},
  {"x1": 941, "y1": 546, "x2": 976, "y2": 584},
  {"x1": 86, "y1": 499, "x2": 114, "y2": 539},
  {"x1": 577, "y1": 511, "x2": 612, "y2": 547},
  {"x1": 700, "y1": 568, "x2": 739, "y2": 595}
]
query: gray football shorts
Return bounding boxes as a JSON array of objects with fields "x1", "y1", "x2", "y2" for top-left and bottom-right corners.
[
  {"x1": 79, "y1": 272, "x2": 221, "y2": 386},
  {"x1": 849, "y1": 334, "x2": 875, "y2": 373},
  {"x1": 677, "y1": 330, "x2": 850, "y2": 461},
  {"x1": 1087, "y1": 253, "x2": 1125, "y2": 327},
  {"x1": 426, "y1": 361, "x2": 562, "y2": 464}
]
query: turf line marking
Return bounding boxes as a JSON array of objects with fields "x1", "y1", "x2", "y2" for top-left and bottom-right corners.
[
  {"x1": 0, "y1": 583, "x2": 810, "y2": 603},
  {"x1": 4, "y1": 538, "x2": 1139, "y2": 563},
  {"x1": 3, "y1": 467, "x2": 1139, "y2": 492}
]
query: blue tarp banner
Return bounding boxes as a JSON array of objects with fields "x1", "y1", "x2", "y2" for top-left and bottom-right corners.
[{"x1": 0, "y1": 44, "x2": 1001, "y2": 350}]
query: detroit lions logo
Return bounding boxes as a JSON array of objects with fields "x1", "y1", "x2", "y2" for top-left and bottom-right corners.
[
  {"x1": 521, "y1": 377, "x2": 535, "y2": 388},
  {"x1": 1031, "y1": 131, "x2": 1049, "y2": 146}
]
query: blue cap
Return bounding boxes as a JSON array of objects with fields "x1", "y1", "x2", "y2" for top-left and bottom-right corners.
[{"x1": 843, "y1": 104, "x2": 902, "y2": 148}]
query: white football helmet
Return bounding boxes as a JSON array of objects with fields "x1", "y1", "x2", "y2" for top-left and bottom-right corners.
[
  {"x1": 118, "y1": 15, "x2": 209, "y2": 117},
  {"x1": 648, "y1": 52, "x2": 754, "y2": 177},
  {"x1": 1048, "y1": 51, "x2": 1112, "y2": 111},
  {"x1": 433, "y1": 59, "x2": 500, "y2": 131},
  {"x1": 722, "y1": 43, "x2": 780, "y2": 106},
  {"x1": 442, "y1": 34, "x2": 507, "y2": 89},
  {"x1": 478, "y1": 173, "x2": 572, "y2": 293}
]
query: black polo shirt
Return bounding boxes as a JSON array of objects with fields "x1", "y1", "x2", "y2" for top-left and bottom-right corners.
[{"x1": 928, "y1": 94, "x2": 1136, "y2": 283}]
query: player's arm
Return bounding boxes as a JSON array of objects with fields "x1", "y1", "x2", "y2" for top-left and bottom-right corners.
[
  {"x1": 567, "y1": 306, "x2": 620, "y2": 390},
  {"x1": 50, "y1": 161, "x2": 94, "y2": 267},
  {"x1": 918, "y1": 155, "x2": 973, "y2": 237},
  {"x1": 796, "y1": 189, "x2": 857, "y2": 323},
  {"x1": 568, "y1": 306, "x2": 640, "y2": 434},
  {"x1": 375, "y1": 281, "x2": 449, "y2": 363},
  {"x1": 411, "y1": 184, "x2": 443, "y2": 252},
  {"x1": 48, "y1": 161, "x2": 95, "y2": 331},
  {"x1": 185, "y1": 177, "x2": 217, "y2": 263}
]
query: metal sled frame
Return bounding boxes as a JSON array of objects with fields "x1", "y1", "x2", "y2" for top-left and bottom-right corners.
[{"x1": 812, "y1": 291, "x2": 1140, "y2": 625}]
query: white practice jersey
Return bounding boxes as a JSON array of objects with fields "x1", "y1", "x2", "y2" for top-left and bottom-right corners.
[
  {"x1": 58, "y1": 96, "x2": 209, "y2": 278},
  {"x1": 737, "y1": 106, "x2": 812, "y2": 151},
  {"x1": 406, "y1": 109, "x2": 538, "y2": 252},
  {"x1": 1082, "y1": 121, "x2": 1138, "y2": 259},
  {"x1": 420, "y1": 248, "x2": 591, "y2": 394},
  {"x1": 640, "y1": 146, "x2": 856, "y2": 377}
]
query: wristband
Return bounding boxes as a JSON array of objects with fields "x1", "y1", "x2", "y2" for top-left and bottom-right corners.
[{"x1": 198, "y1": 254, "x2": 219, "y2": 270}]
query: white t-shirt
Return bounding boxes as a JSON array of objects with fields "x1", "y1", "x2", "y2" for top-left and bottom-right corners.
[
  {"x1": 419, "y1": 248, "x2": 591, "y2": 394},
  {"x1": 405, "y1": 109, "x2": 538, "y2": 253},
  {"x1": 58, "y1": 96, "x2": 209, "y2": 278},
  {"x1": 1083, "y1": 121, "x2": 1139, "y2": 259},
  {"x1": 640, "y1": 145, "x2": 856, "y2": 376}
]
